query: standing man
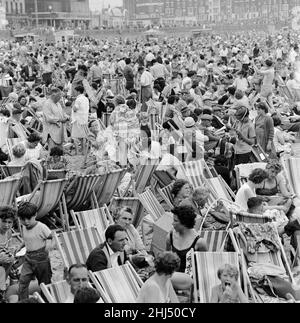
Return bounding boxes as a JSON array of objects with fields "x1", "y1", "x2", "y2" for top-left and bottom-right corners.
[
  {"x1": 42, "y1": 87, "x2": 69, "y2": 151},
  {"x1": 40, "y1": 56, "x2": 54, "y2": 87},
  {"x1": 123, "y1": 58, "x2": 134, "y2": 93},
  {"x1": 71, "y1": 85, "x2": 89, "y2": 156},
  {"x1": 138, "y1": 66, "x2": 153, "y2": 112}
]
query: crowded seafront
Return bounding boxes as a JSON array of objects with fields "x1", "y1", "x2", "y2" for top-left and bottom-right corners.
[{"x1": 1, "y1": 22, "x2": 300, "y2": 304}]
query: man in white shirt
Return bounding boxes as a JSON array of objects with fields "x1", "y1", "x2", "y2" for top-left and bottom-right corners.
[
  {"x1": 145, "y1": 50, "x2": 155, "y2": 67},
  {"x1": 138, "y1": 66, "x2": 153, "y2": 112},
  {"x1": 64, "y1": 264, "x2": 89, "y2": 303},
  {"x1": 220, "y1": 45, "x2": 229, "y2": 65}
]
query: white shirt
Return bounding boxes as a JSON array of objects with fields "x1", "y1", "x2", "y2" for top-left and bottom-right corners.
[
  {"x1": 220, "y1": 48, "x2": 228, "y2": 57},
  {"x1": 140, "y1": 71, "x2": 153, "y2": 87},
  {"x1": 107, "y1": 244, "x2": 120, "y2": 268},
  {"x1": 235, "y1": 183, "x2": 256, "y2": 211},
  {"x1": 145, "y1": 52, "x2": 155, "y2": 62},
  {"x1": 72, "y1": 94, "x2": 89, "y2": 125}
]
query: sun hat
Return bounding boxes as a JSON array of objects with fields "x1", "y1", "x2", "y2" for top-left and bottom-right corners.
[{"x1": 184, "y1": 117, "x2": 196, "y2": 128}]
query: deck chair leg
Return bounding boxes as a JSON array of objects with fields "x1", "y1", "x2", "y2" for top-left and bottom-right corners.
[
  {"x1": 61, "y1": 195, "x2": 70, "y2": 232},
  {"x1": 59, "y1": 201, "x2": 65, "y2": 231}
]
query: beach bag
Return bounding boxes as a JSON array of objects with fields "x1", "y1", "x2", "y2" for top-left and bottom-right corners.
[{"x1": 258, "y1": 275, "x2": 296, "y2": 300}]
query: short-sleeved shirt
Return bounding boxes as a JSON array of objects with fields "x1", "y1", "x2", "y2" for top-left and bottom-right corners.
[
  {"x1": 22, "y1": 222, "x2": 52, "y2": 252},
  {"x1": 235, "y1": 121, "x2": 256, "y2": 155}
]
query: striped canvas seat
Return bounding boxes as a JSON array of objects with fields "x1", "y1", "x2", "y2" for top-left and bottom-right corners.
[
  {"x1": 206, "y1": 176, "x2": 235, "y2": 202},
  {"x1": 40, "y1": 281, "x2": 70, "y2": 303},
  {"x1": 18, "y1": 179, "x2": 68, "y2": 221},
  {"x1": 47, "y1": 169, "x2": 69, "y2": 179},
  {"x1": 281, "y1": 157, "x2": 300, "y2": 197},
  {"x1": 0, "y1": 177, "x2": 20, "y2": 206},
  {"x1": 232, "y1": 211, "x2": 274, "y2": 225},
  {"x1": 101, "y1": 113, "x2": 111, "y2": 128},
  {"x1": 64, "y1": 174, "x2": 102, "y2": 211},
  {"x1": 93, "y1": 169, "x2": 126, "y2": 206},
  {"x1": 54, "y1": 227, "x2": 104, "y2": 269},
  {"x1": 137, "y1": 189, "x2": 165, "y2": 222},
  {"x1": 158, "y1": 182, "x2": 175, "y2": 209},
  {"x1": 192, "y1": 252, "x2": 240, "y2": 303},
  {"x1": 109, "y1": 197, "x2": 144, "y2": 228},
  {"x1": 199, "y1": 231, "x2": 229, "y2": 252},
  {"x1": 153, "y1": 170, "x2": 176, "y2": 188},
  {"x1": 135, "y1": 159, "x2": 159, "y2": 194},
  {"x1": 71, "y1": 206, "x2": 113, "y2": 241},
  {"x1": 89, "y1": 263, "x2": 143, "y2": 303}
]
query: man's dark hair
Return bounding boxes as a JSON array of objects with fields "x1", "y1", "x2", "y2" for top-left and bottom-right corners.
[
  {"x1": 105, "y1": 225, "x2": 125, "y2": 241},
  {"x1": 27, "y1": 132, "x2": 41, "y2": 143},
  {"x1": 74, "y1": 287, "x2": 100, "y2": 303},
  {"x1": 247, "y1": 197, "x2": 264, "y2": 211},
  {"x1": 50, "y1": 146, "x2": 64, "y2": 157},
  {"x1": 125, "y1": 58, "x2": 131, "y2": 65},
  {"x1": 0, "y1": 206, "x2": 17, "y2": 221},
  {"x1": 74, "y1": 85, "x2": 85, "y2": 94}
]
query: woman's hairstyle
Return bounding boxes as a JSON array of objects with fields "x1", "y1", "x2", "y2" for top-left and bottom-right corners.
[
  {"x1": 0, "y1": 108, "x2": 10, "y2": 117},
  {"x1": 272, "y1": 115, "x2": 282, "y2": 127},
  {"x1": 12, "y1": 143, "x2": 26, "y2": 158},
  {"x1": 248, "y1": 168, "x2": 269, "y2": 184},
  {"x1": 0, "y1": 206, "x2": 17, "y2": 221},
  {"x1": 27, "y1": 132, "x2": 41, "y2": 143},
  {"x1": 73, "y1": 287, "x2": 100, "y2": 304},
  {"x1": 256, "y1": 102, "x2": 269, "y2": 113},
  {"x1": 126, "y1": 99, "x2": 136, "y2": 110},
  {"x1": 171, "y1": 179, "x2": 190, "y2": 198},
  {"x1": 113, "y1": 206, "x2": 133, "y2": 222},
  {"x1": 171, "y1": 205, "x2": 196, "y2": 229},
  {"x1": 75, "y1": 85, "x2": 85, "y2": 94},
  {"x1": 115, "y1": 95, "x2": 125, "y2": 105},
  {"x1": 105, "y1": 224, "x2": 125, "y2": 241},
  {"x1": 266, "y1": 159, "x2": 282, "y2": 173},
  {"x1": 155, "y1": 251, "x2": 181, "y2": 276},
  {"x1": 17, "y1": 201, "x2": 38, "y2": 220},
  {"x1": 217, "y1": 264, "x2": 239, "y2": 281},
  {"x1": 50, "y1": 146, "x2": 64, "y2": 157}
]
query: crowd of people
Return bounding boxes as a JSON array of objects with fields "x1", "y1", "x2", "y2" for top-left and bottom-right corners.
[{"x1": 1, "y1": 27, "x2": 300, "y2": 303}]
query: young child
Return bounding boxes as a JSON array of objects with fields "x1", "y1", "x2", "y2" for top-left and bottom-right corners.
[
  {"x1": 17, "y1": 202, "x2": 53, "y2": 301},
  {"x1": 46, "y1": 146, "x2": 69, "y2": 170},
  {"x1": 0, "y1": 206, "x2": 17, "y2": 303},
  {"x1": 210, "y1": 264, "x2": 248, "y2": 303}
]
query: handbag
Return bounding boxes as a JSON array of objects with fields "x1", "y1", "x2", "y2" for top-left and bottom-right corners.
[{"x1": 259, "y1": 275, "x2": 297, "y2": 300}]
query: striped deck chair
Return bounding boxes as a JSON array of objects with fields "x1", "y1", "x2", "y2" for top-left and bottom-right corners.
[
  {"x1": 62, "y1": 174, "x2": 102, "y2": 229},
  {"x1": 109, "y1": 197, "x2": 144, "y2": 228},
  {"x1": 235, "y1": 163, "x2": 267, "y2": 190},
  {"x1": 93, "y1": 169, "x2": 126, "y2": 207},
  {"x1": 199, "y1": 231, "x2": 229, "y2": 252},
  {"x1": 137, "y1": 189, "x2": 165, "y2": 222},
  {"x1": 89, "y1": 263, "x2": 143, "y2": 303},
  {"x1": 134, "y1": 159, "x2": 159, "y2": 194},
  {"x1": 206, "y1": 176, "x2": 235, "y2": 202},
  {"x1": 47, "y1": 169, "x2": 69, "y2": 180},
  {"x1": 33, "y1": 292, "x2": 45, "y2": 303},
  {"x1": 279, "y1": 84, "x2": 295, "y2": 104},
  {"x1": 231, "y1": 211, "x2": 274, "y2": 226},
  {"x1": 157, "y1": 182, "x2": 175, "y2": 209},
  {"x1": 0, "y1": 177, "x2": 20, "y2": 206},
  {"x1": 6, "y1": 138, "x2": 23, "y2": 161},
  {"x1": 40, "y1": 280, "x2": 70, "y2": 303},
  {"x1": 191, "y1": 251, "x2": 241, "y2": 303},
  {"x1": 71, "y1": 206, "x2": 113, "y2": 241},
  {"x1": 232, "y1": 223, "x2": 295, "y2": 285},
  {"x1": 153, "y1": 170, "x2": 176, "y2": 189},
  {"x1": 54, "y1": 227, "x2": 104, "y2": 269}
]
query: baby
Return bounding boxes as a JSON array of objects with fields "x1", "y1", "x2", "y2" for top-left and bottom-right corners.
[{"x1": 210, "y1": 264, "x2": 248, "y2": 303}]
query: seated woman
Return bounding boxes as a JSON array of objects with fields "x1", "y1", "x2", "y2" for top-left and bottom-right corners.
[
  {"x1": 210, "y1": 264, "x2": 248, "y2": 303},
  {"x1": 235, "y1": 168, "x2": 269, "y2": 211},
  {"x1": 7, "y1": 143, "x2": 26, "y2": 167},
  {"x1": 136, "y1": 251, "x2": 180, "y2": 303},
  {"x1": 256, "y1": 160, "x2": 293, "y2": 212},
  {"x1": 272, "y1": 114, "x2": 294, "y2": 156},
  {"x1": 22, "y1": 132, "x2": 44, "y2": 162},
  {"x1": 171, "y1": 179, "x2": 193, "y2": 207},
  {"x1": 166, "y1": 206, "x2": 207, "y2": 274}
]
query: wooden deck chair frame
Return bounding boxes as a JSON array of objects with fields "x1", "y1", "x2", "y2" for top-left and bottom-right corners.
[
  {"x1": 0, "y1": 165, "x2": 22, "y2": 177},
  {"x1": 70, "y1": 206, "x2": 113, "y2": 241},
  {"x1": 109, "y1": 197, "x2": 144, "y2": 228},
  {"x1": 6, "y1": 138, "x2": 23, "y2": 161},
  {"x1": 191, "y1": 251, "x2": 242, "y2": 303},
  {"x1": 199, "y1": 230, "x2": 230, "y2": 252},
  {"x1": 33, "y1": 291, "x2": 45, "y2": 303},
  {"x1": 88, "y1": 262, "x2": 143, "y2": 303},
  {"x1": 54, "y1": 227, "x2": 104, "y2": 270},
  {"x1": 40, "y1": 280, "x2": 71, "y2": 303}
]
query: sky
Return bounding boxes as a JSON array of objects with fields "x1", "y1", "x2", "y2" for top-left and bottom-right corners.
[{"x1": 89, "y1": 0, "x2": 123, "y2": 11}]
